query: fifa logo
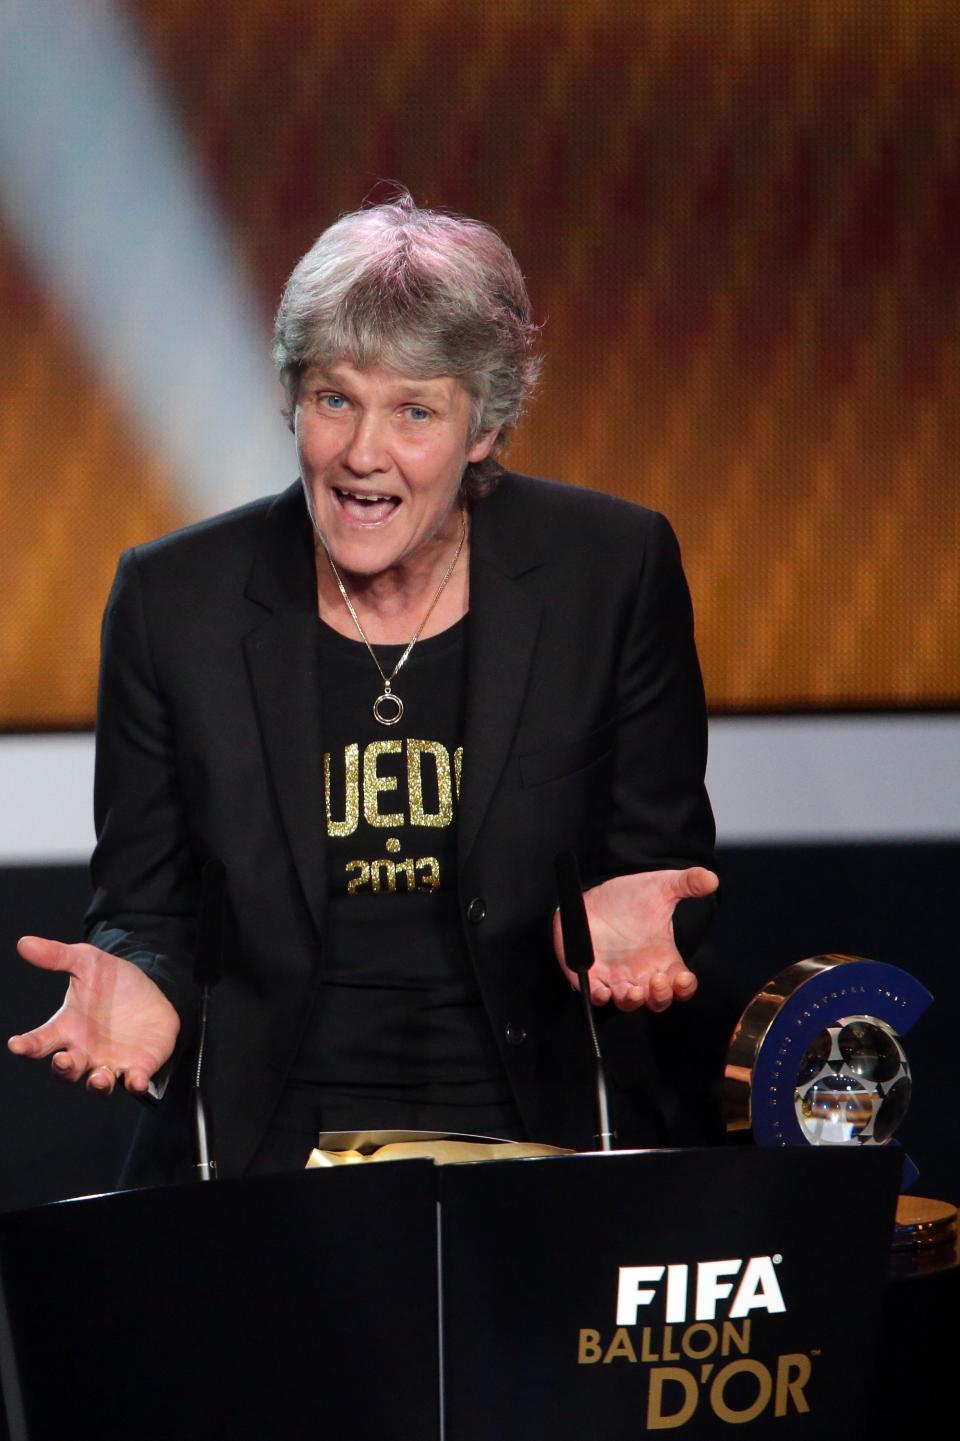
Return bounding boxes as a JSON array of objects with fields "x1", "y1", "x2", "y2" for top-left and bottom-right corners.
[
  {"x1": 616, "y1": 1255, "x2": 786, "y2": 1325},
  {"x1": 578, "y1": 1257, "x2": 807, "y2": 1426}
]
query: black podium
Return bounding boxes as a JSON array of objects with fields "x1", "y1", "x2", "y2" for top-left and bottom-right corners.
[{"x1": 0, "y1": 1148, "x2": 902, "y2": 1440}]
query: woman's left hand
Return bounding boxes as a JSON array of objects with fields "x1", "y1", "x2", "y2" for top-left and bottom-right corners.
[{"x1": 552, "y1": 867, "x2": 719, "y2": 1012}]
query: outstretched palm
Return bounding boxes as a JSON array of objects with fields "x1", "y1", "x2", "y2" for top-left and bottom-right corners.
[
  {"x1": 9, "y1": 937, "x2": 180, "y2": 1094},
  {"x1": 553, "y1": 867, "x2": 718, "y2": 1012}
]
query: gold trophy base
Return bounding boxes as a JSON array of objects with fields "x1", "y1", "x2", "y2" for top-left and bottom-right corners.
[{"x1": 890, "y1": 1195, "x2": 958, "y2": 1276}]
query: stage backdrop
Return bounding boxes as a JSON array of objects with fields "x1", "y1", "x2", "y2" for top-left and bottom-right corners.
[
  {"x1": 1, "y1": 1, "x2": 957, "y2": 1221},
  {"x1": 1, "y1": 0, "x2": 958, "y2": 727}
]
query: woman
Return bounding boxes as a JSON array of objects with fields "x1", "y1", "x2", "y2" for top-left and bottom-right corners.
[{"x1": 10, "y1": 195, "x2": 718, "y2": 1181}]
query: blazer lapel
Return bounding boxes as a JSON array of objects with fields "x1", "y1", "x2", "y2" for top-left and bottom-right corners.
[
  {"x1": 242, "y1": 484, "x2": 329, "y2": 943},
  {"x1": 459, "y1": 488, "x2": 544, "y2": 867}
]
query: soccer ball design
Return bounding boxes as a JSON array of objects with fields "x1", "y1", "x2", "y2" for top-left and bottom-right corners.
[{"x1": 793, "y1": 1016, "x2": 912, "y2": 1146}]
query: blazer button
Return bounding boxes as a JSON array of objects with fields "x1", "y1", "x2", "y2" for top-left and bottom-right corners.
[
  {"x1": 467, "y1": 896, "x2": 486, "y2": 924},
  {"x1": 505, "y1": 1022, "x2": 527, "y2": 1046}
]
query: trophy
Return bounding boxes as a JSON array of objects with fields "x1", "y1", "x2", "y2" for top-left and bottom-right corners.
[{"x1": 724, "y1": 954, "x2": 956, "y2": 1266}]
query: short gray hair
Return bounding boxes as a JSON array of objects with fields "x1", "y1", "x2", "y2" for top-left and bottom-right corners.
[{"x1": 273, "y1": 192, "x2": 540, "y2": 497}]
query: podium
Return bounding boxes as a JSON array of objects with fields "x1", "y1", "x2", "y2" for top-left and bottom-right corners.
[{"x1": 0, "y1": 1148, "x2": 902, "y2": 1440}]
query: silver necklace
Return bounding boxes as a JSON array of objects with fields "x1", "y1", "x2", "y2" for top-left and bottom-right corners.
[{"x1": 322, "y1": 510, "x2": 467, "y2": 726}]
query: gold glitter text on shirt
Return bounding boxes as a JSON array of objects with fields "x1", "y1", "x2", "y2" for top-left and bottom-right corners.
[
  {"x1": 345, "y1": 838, "x2": 442, "y2": 894},
  {"x1": 324, "y1": 739, "x2": 463, "y2": 837},
  {"x1": 407, "y1": 739, "x2": 453, "y2": 827},
  {"x1": 324, "y1": 743, "x2": 360, "y2": 837},
  {"x1": 363, "y1": 739, "x2": 404, "y2": 828}
]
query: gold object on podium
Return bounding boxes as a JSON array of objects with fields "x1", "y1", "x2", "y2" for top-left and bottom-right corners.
[
  {"x1": 306, "y1": 1129, "x2": 572, "y2": 1168},
  {"x1": 890, "y1": 1195, "x2": 959, "y2": 1277},
  {"x1": 892, "y1": 1196, "x2": 957, "y2": 1251}
]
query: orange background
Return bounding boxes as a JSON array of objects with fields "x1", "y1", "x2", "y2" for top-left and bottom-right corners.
[{"x1": 1, "y1": 0, "x2": 957, "y2": 725}]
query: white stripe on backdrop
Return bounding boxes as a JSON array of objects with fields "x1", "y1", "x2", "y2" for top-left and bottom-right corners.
[{"x1": 0, "y1": 715, "x2": 957, "y2": 865}]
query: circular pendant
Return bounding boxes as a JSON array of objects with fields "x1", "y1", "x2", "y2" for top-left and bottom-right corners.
[{"x1": 373, "y1": 690, "x2": 403, "y2": 726}]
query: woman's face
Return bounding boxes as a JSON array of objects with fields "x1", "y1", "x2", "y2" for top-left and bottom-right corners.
[{"x1": 295, "y1": 360, "x2": 496, "y2": 582}]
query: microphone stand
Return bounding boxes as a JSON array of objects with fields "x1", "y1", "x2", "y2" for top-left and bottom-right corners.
[
  {"x1": 191, "y1": 859, "x2": 225, "y2": 1180},
  {"x1": 191, "y1": 987, "x2": 216, "y2": 1181},
  {"x1": 554, "y1": 852, "x2": 616, "y2": 1152}
]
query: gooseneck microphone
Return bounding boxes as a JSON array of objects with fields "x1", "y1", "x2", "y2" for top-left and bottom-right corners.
[
  {"x1": 192, "y1": 858, "x2": 225, "y2": 1180},
  {"x1": 554, "y1": 852, "x2": 616, "y2": 1152}
]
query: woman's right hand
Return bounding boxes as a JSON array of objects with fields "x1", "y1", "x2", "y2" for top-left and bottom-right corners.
[{"x1": 8, "y1": 937, "x2": 180, "y2": 1095}]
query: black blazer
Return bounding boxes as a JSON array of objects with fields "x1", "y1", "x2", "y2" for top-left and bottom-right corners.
[{"x1": 86, "y1": 473, "x2": 716, "y2": 1183}]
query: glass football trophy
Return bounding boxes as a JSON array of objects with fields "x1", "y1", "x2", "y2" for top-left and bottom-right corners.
[
  {"x1": 793, "y1": 1014, "x2": 911, "y2": 1147},
  {"x1": 724, "y1": 953, "x2": 956, "y2": 1263},
  {"x1": 724, "y1": 953, "x2": 931, "y2": 1162}
]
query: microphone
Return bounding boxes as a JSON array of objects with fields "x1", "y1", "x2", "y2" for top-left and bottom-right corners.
[
  {"x1": 554, "y1": 852, "x2": 616, "y2": 1152},
  {"x1": 191, "y1": 858, "x2": 225, "y2": 1180}
]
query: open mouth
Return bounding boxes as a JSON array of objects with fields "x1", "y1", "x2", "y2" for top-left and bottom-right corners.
[{"x1": 333, "y1": 487, "x2": 400, "y2": 524}]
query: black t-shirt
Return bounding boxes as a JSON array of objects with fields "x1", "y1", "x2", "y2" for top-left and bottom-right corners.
[{"x1": 284, "y1": 617, "x2": 520, "y2": 1138}]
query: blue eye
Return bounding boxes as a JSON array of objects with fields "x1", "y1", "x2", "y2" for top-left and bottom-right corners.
[
  {"x1": 405, "y1": 405, "x2": 430, "y2": 422},
  {"x1": 321, "y1": 392, "x2": 347, "y2": 411}
]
